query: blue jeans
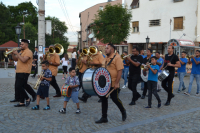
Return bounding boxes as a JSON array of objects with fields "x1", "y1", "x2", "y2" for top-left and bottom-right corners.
[
  {"x1": 121, "y1": 68, "x2": 129, "y2": 85},
  {"x1": 177, "y1": 72, "x2": 186, "y2": 91},
  {"x1": 188, "y1": 74, "x2": 200, "y2": 94}
]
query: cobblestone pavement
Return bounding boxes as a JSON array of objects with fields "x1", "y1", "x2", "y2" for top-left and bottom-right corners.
[{"x1": 0, "y1": 74, "x2": 200, "y2": 133}]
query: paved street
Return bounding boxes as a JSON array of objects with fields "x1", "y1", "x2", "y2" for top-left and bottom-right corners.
[{"x1": 0, "y1": 73, "x2": 200, "y2": 133}]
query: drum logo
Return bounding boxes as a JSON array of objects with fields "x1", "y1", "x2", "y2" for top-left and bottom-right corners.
[{"x1": 93, "y1": 68, "x2": 111, "y2": 96}]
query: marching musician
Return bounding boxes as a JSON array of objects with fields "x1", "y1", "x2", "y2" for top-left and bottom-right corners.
[
  {"x1": 177, "y1": 51, "x2": 187, "y2": 93},
  {"x1": 162, "y1": 45, "x2": 180, "y2": 106},
  {"x1": 11, "y1": 39, "x2": 35, "y2": 107},
  {"x1": 126, "y1": 47, "x2": 143, "y2": 105},
  {"x1": 47, "y1": 45, "x2": 61, "y2": 97},
  {"x1": 184, "y1": 50, "x2": 200, "y2": 96},
  {"x1": 141, "y1": 48, "x2": 152, "y2": 99},
  {"x1": 79, "y1": 46, "x2": 104, "y2": 103},
  {"x1": 95, "y1": 43, "x2": 126, "y2": 123},
  {"x1": 155, "y1": 52, "x2": 164, "y2": 92}
]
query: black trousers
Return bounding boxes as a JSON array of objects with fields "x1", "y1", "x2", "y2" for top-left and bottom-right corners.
[
  {"x1": 128, "y1": 74, "x2": 141, "y2": 102},
  {"x1": 15, "y1": 74, "x2": 36, "y2": 101},
  {"x1": 101, "y1": 88, "x2": 125, "y2": 118},
  {"x1": 50, "y1": 76, "x2": 61, "y2": 95},
  {"x1": 72, "y1": 58, "x2": 76, "y2": 68},
  {"x1": 147, "y1": 81, "x2": 161, "y2": 106},
  {"x1": 33, "y1": 65, "x2": 38, "y2": 77},
  {"x1": 162, "y1": 73, "x2": 174, "y2": 102},
  {"x1": 142, "y1": 82, "x2": 148, "y2": 96},
  {"x1": 78, "y1": 72, "x2": 83, "y2": 89},
  {"x1": 62, "y1": 66, "x2": 68, "y2": 74}
]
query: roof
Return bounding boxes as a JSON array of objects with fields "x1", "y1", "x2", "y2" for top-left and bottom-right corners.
[{"x1": 0, "y1": 41, "x2": 18, "y2": 48}]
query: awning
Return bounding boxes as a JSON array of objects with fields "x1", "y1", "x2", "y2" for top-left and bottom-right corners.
[{"x1": 168, "y1": 39, "x2": 195, "y2": 47}]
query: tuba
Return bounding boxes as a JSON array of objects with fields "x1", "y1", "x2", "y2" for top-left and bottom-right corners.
[
  {"x1": 54, "y1": 43, "x2": 64, "y2": 56},
  {"x1": 87, "y1": 46, "x2": 98, "y2": 67},
  {"x1": 140, "y1": 63, "x2": 151, "y2": 82},
  {"x1": 77, "y1": 47, "x2": 89, "y2": 70}
]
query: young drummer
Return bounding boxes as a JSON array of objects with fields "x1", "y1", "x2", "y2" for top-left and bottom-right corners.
[
  {"x1": 145, "y1": 56, "x2": 161, "y2": 108},
  {"x1": 32, "y1": 61, "x2": 52, "y2": 110},
  {"x1": 59, "y1": 67, "x2": 81, "y2": 114}
]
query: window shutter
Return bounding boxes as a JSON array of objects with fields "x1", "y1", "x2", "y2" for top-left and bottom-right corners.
[
  {"x1": 174, "y1": 17, "x2": 183, "y2": 30},
  {"x1": 132, "y1": 22, "x2": 139, "y2": 27}
]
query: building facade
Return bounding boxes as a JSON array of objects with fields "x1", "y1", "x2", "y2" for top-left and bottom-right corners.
[
  {"x1": 124, "y1": 0, "x2": 200, "y2": 55},
  {"x1": 79, "y1": 0, "x2": 122, "y2": 49}
]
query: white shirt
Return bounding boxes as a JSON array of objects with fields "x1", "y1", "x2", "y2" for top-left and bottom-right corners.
[
  {"x1": 72, "y1": 52, "x2": 76, "y2": 58},
  {"x1": 14, "y1": 61, "x2": 17, "y2": 66},
  {"x1": 62, "y1": 58, "x2": 69, "y2": 66}
]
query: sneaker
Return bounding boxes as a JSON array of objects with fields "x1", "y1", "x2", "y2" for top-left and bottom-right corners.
[
  {"x1": 158, "y1": 103, "x2": 161, "y2": 108},
  {"x1": 59, "y1": 108, "x2": 66, "y2": 113},
  {"x1": 122, "y1": 85, "x2": 126, "y2": 89},
  {"x1": 195, "y1": 93, "x2": 199, "y2": 96},
  {"x1": 177, "y1": 90, "x2": 181, "y2": 93},
  {"x1": 145, "y1": 106, "x2": 151, "y2": 109},
  {"x1": 76, "y1": 109, "x2": 81, "y2": 114},
  {"x1": 126, "y1": 83, "x2": 128, "y2": 87},
  {"x1": 184, "y1": 92, "x2": 190, "y2": 96},
  {"x1": 182, "y1": 88, "x2": 186, "y2": 91},
  {"x1": 43, "y1": 106, "x2": 50, "y2": 110}
]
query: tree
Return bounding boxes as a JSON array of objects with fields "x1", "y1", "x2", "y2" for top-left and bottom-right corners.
[
  {"x1": 19, "y1": 22, "x2": 37, "y2": 52},
  {"x1": 45, "y1": 16, "x2": 69, "y2": 57},
  {"x1": 91, "y1": 4, "x2": 132, "y2": 44}
]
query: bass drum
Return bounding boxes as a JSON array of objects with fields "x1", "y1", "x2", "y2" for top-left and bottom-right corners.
[{"x1": 82, "y1": 67, "x2": 112, "y2": 96}]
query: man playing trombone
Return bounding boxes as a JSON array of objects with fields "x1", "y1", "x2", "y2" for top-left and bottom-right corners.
[{"x1": 11, "y1": 39, "x2": 35, "y2": 107}]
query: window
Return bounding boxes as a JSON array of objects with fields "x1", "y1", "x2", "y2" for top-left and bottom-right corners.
[
  {"x1": 122, "y1": 46, "x2": 128, "y2": 53},
  {"x1": 132, "y1": 21, "x2": 139, "y2": 32},
  {"x1": 174, "y1": 17, "x2": 183, "y2": 30},
  {"x1": 149, "y1": 20, "x2": 161, "y2": 27},
  {"x1": 99, "y1": 6, "x2": 103, "y2": 11},
  {"x1": 130, "y1": 0, "x2": 139, "y2": 9}
]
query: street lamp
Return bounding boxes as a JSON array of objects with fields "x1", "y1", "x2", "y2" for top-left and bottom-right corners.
[
  {"x1": 15, "y1": 24, "x2": 22, "y2": 47},
  {"x1": 146, "y1": 36, "x2": 150, "y2": 51}
]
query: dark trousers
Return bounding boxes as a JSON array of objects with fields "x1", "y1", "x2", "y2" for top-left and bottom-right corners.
[
  {"x1": 33, "y1": 65, "x2": 38, "y2": 77},
  {"x1": 101, "y1": 88, "x2": 125, "y2": 118},
  {"x1": 142, "y1": 82, "x2": 148, "y2": 96},
  {"x1": 128, "y1": 74, "x2": 141, "y2": 102},
  {"x1": 15, "y1": 74, "x2": 36, "y2": 101},
  {"x1": 72, "y1": 58, "x2": 76, "y2": 68},
  {"x1": 78, "y1": 72, "x2": 83, "y2": 89},
  {"x1": 50, "y1": 76, "x2": 61, "y2": 95},
  {"x1": 147, "y1": 81, "x2": 161, "y2": 106},
  {"x1": 162, "y1": 73, "x2": 174, "y2": 102}
]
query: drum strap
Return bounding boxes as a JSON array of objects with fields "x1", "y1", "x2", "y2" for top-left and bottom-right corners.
[{"x1": 105, "y1": 55, "x2": 116, "y2": 68}]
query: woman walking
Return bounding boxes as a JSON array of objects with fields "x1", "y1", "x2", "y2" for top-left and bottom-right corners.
[
  {"x1": 61, "y1": 54, "x2": 69, "y2": 79},
  {"x1": 71, "y1": 48, "x2": 77, "y2": 68}
]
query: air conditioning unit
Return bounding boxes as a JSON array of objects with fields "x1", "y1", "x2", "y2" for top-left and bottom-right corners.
[{"x1": 174, "y1": 0, "x2": 183, "y2": 2}]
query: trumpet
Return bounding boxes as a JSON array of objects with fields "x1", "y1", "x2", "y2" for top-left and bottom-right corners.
[
  {"x1": 34, "y1": 71, "x2": 45, "y2": 90},
  {"x1": 123, "y1": 54, "x2": 133, "y2": 59},
  {"x1": 141, "y1": 63, "x2": 152, "y2": 70},
  {"x1": 4, "y1": 47, "x2": 21, "y2": 56},
  {"x1": 186, "y1": 55, "x2": 194, "y2": 59}
]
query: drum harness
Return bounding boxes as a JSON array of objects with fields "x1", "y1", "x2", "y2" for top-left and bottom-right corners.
[
  {"x1": 105, "y1": 55, "x2": 116, "y2": 68},
  {"x1": 163, "y1": 54, "x2": 175, "y2": 71}
]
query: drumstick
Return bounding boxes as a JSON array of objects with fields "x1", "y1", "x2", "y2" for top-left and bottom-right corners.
[{"x1": 106, "y1": 89, "x2": 115, "y2": 98}]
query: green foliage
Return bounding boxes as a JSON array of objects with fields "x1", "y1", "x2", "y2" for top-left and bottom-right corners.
[
  {"x1": 91, "y1": 4, "x2": 132, "y2": 44},
  {"x1": 45, "y1": 16, "x2": 69, "y2": 58},
  {"x1": 20, "y1": 22, "x2": 37, "y2": 52}
]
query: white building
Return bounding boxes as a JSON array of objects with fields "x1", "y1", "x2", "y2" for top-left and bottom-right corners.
[{"x1": 124, "y1": 0, "x2": 200, "y2": 55}]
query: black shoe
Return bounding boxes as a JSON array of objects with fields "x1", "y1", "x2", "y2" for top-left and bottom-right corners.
[
  {"x1": 129, "y1": 101, "x2": 136, "y2": 105},
  {"x1": 157, "y1": 89, "x2": 161, "y2": 92},
  {"x1": 98, "y1": 99, "x2": 102, "y2": 103},
  {"x1": 122, "y1": 111, "x2": 127, "y2": 121},
  {"x1": 136, "y1": 95, "x2": 141, "y2": 101},
  {"x1": 141, "y1": 95, "x2": 145, "y2": 99},
  {"x1": 32, "y1": 95, "x2": 36, "y2": 102},
  {"x1": 172, "y1": 94, "x2": 175, "y2": 98},
  {"x1": 25, "y1": 98, "x2": 31, "y2": 107},
  {"x1": 95, "y1": 117, "x2": 108, "y2": 124},
  {"x1": 10, "y1": 99, "x2": 19, "y2": 102},
  {"x1": 158, "y1": 102, "x2": 161, "y2": 108},
  {"x1": 164, "y1": 101, "x2": 170, "y2": 106},
  {"x1": 78, "y1": 97, "x2": 87, "y2": 103},
  {"x1": 14, "y1": 103, "x2": 25, "y2": 107}
]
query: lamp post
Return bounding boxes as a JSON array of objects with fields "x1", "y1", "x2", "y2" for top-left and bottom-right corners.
[
  {"x1": 146, "y1": 36, "x2": 150, "y2": 52},
  {"x1": 15, "y1": 24, "x2": 22, "y2": 47}
]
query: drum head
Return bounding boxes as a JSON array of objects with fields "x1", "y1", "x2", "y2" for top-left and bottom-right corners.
[{"x1": 92, "y1": 67, "x2": 112, "y2": 96}]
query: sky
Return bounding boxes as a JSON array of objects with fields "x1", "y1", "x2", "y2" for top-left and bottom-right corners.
[{"x1": 2, "y1": 0, "x2": 124, "y2": 43}]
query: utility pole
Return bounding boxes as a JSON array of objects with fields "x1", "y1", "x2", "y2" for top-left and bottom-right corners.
[
  {"x1": 38, "y1": 0, "x2": 45, "y2": 75},
  {"x1": 170, "y1": 19, "x2": 172, "y2": 40},
  {"x1": 23, "y1": 15, "x2": 25, "y2": 39}
]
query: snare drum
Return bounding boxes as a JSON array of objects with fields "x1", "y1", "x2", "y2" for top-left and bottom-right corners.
[
  {"x1": 158, "y1": 70, "x2": 170, "y2": 81},
  {"x1": 82, "y1": 67, "x2": 112, "y2": 96}
]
